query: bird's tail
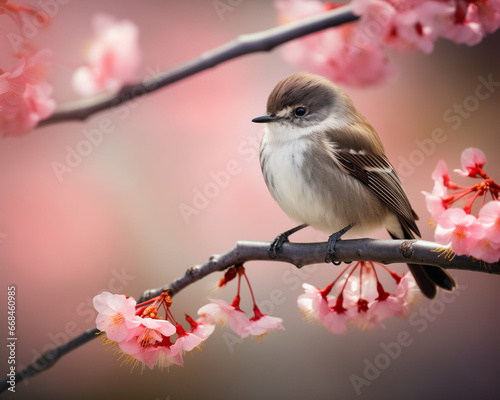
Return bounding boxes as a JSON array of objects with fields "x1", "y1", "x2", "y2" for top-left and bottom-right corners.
[{"x1": 388, "y1": 230, "x2": 456, "y2": 299}]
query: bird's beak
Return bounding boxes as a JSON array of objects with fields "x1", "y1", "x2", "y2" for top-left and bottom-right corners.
[{"x1": 252, "y1": 115, "x2": 278, "y2": 123}]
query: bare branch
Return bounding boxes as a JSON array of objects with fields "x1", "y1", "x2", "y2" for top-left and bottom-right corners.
[
  {"x1": 2, "y1": 238, "x2": 497, "y2": 393},
  {"x1": 37, "y1": 5, "x2": 358, "y2": 127}
]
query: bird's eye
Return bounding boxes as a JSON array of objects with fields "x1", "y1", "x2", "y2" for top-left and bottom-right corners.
[{"x1": 294, "y1": 107, "x2": 307, "y2": 117}]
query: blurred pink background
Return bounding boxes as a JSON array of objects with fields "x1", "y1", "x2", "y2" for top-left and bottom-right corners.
[{"x1": 1, "y1": 1, "x2": 500, "y2": 399}]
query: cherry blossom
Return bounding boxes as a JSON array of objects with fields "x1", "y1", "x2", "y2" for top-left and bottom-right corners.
[
  {"x1": 298, "y1": 262, "x2": 416, "y2": 334},
  {"x1": 274, "y1": 0, "x2": 395, "y2": 87},
  {"x1": 186, "y1": 314, "x2": 216, "y2": 341},
  {"x1": 93, "y1": 292, "x2": 141, "y2": 342},
  {"x1": 435, "y1": 208, "x2": 483, "y2": 255},
  {"x1": 422, "y1": 182, "x2": 449, "y2": 221},
  {"x1": 454, "y1": 147, "x2": 487, "y2": 178},
  {"x1": 425, "y1": 149, "x2": 499, "y2": 262},
  {"x1": 321, "y1": 304, "x2": 350, "y2": 334},
  {"x1": 0, "y1": 51, "x2": 55, "y2": 136},
  {"x1": 274, "y1": 1, "x2": 500, "y2": 86},
  {"x1": 478, "y1": 201, "x2": 500, "y2": 249},
  {"x1": 246, "y1": 306, "x2": 284, "y2": 337},
  {"x1": 297, "y1": 283, "x2": 331, "y2": 321},
  {"x1": 469, "y1": 201, "x2": 500, "y2": 263},
  {"x1": 198, "y1": 297, "x2": 250, "y2": 338},
  {"x1": 72, "y1": 13, "x2": 142, "y2": 97}
]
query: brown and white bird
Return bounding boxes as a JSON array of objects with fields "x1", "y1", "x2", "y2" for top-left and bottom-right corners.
[{"x1": 252, "y1": 72, "x2": 455, "y2": 298}]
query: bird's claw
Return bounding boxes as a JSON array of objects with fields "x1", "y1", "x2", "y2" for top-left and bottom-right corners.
[
  {"x1": 324, "y1": 224, "x2": 353, "y2": 264},
  {"x1": 268, "y1": 234, "x2": 289, "y2": 259}
]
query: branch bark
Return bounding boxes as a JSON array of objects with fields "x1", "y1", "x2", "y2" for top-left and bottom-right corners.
[
  {"x1": 37, "y1": 5, "x2": 358, "y2": 127},
  {"x1": 2, "y1": 238, "x2": 497, "y2": 393}
]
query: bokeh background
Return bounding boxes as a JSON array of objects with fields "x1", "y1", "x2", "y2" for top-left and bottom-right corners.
[{"x1": 1, "y1": 1, "x2": 500, "y2": 399}]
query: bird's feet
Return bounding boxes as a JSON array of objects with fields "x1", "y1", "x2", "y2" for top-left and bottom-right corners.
[
  {"x1": 325, "y1": 224, "x2": 353, "y2": 264},
  {"x1": 268, "y1": 224, "x2": 308, "y2": 259}
]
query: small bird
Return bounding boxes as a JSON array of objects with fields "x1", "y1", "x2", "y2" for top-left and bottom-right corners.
[{"x1": 252, "y1": 72, "x2": 455, "y2": 299}]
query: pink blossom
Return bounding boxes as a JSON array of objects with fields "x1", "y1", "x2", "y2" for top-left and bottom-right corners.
[
  {"x1": 369, "y1": 273, "x2": 417, "y2": 325},
  {"x1": 468, "y1": 235, "x2": 500, "y2": 263},
  {"x1": 298, "y1": 282, "x2": 350, "y2": 334},
  {"x1": 297, "y1": 283, "x2": 331, "y2": 321},
  {"x1": 468, "y1": 201, "x2": 500, "y2": 263},
  {"x1": 422, "y1": 160, "x2": 456, "y2": 220},
  {"x1": 174, "y1": 324, "x2": 205, "y2": 352},
  {"x1": 118, "y1": 338, "x2": 162, "y2": 369},
  {"x1": 72, "y1": 13, "x2": 141, "y2": 97},
  {"x1": 454, "y1": 147, "x2": 487, "y2": 177},
  {"x1": 339, "y1": 271, "x2": 378, "y2": 330},
  {"x1": 275, "y1": 0, "x2": 394, "y2": 87},
  {"x1": 93, "y1": 292, "x2": 141, "y2": 342},
  {"x1": 352, "y1": 0, "x2": 451, "y2": 53},
  {"x1": 440, "y1": 1, "x2": 500, "y2": 45},
  {"x1": 0, "y1": 58, "x2": 28, "y2": 111},
  {"x1": 321, "y1": 307, "x2": 350, "y2": 334},
  {"x1": 198, "y1": 298, "x2": 250, "y2": 338},
  {"x1": 189, "y1": 316, "x2": 216, "y2": 341},
  {"x1": 394, "y1": 273, "x2": 418, "y2": 316},
  {"x1": 116, "y1": 316, "x2": 177, "y2": 369},
  {"x1": 367, "y1": 294, "x2": 403, "y2": 325},
  {"x1": 435, "y1": 208, "x2": 483, "y2": 255},
  {"x1": 119, "y1": 334, "x2": 182, "y2": 369},
  {"x1": 133, "y1": 317, "x2": 176, "y2": 347},
  {"x1": 432, "y1": 160, "x2": 457, "y2": 189},
  {"x1": 156, "y1": 343, "x2": 184, "y2": 368},
  {"x1": 478, "y1": 201, "x2": 500, "y2": 248},
  {"x1": 352, "y1": 0, "x2": 500, "y2": 51},
  {"x1": 0, "y1": 52, "x2": 55, "y2": 136},
  {"x1": 422, "y1": 183, "x2": 448, "y2": 221},
  {"x1": 245, "y1": 307, "x2": 284, "y2": 337},
  {"x1": 353, "y1": 0, "x2": 451, "y2": 53}
]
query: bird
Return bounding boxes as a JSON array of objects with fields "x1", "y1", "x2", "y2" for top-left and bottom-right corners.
[{"x1": 252, "y1": 72, "x2": 455, "y2": 299}]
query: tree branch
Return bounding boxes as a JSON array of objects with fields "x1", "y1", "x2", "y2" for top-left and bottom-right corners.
[
  {"x1": 2, "y1": 238, "x2": 497, "y2": 393},
  {"x1": 37, "y1": 5, "x2": 358, "y2": 127}
]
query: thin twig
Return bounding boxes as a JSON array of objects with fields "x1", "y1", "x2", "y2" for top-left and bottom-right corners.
[
  {"x1": 37, "y1": 5, "x2": 358, "y2": 127},
  {"x1": 2, "y1": 238, "x2": 497, "y2": 393}
]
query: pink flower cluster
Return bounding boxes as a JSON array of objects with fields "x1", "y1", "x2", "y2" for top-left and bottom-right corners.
[
  {"x1": 423, "y1": 148, "x2": 500, "y2": 263},
  {"x1": 93, "y1": 266, "x2": 284, "y2": 370},
  {"x1": 72, "y1": 13, "x2": 142, "y2": 97},
  {"x1": 298, "y1": 262, "x2": 417, "y2": 334},
  {"x1": 274, "y1": 0, "x2": 500, "y2": 86},
  {"x1": 0, "y1": 50, "x2": 55, "y2": 137},
  {"x1": 94, "y1": 292, "x2": 214, "y2": 369}
]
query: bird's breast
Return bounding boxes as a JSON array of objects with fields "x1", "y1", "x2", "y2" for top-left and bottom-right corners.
[{"x1": 260, "y1": 132, "x2": 389, "y2": 234}]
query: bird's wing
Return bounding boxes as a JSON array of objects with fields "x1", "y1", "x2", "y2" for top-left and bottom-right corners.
[{"x1": 334, "y1": 148, "x2": 421, "y2": 237}]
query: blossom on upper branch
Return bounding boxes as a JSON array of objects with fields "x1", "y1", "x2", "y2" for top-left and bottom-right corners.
[
  {"x1": 274, "y1": 1, "x2": 500, "y2": 86},
  {"x1": 274, "y1": 0, "x2": 395, "y2": 87},
  {"x1": 72, "y1": 13, "x2": 142, "y2": 97},
  {"x1": 423, "y1": 148, "x2": 500, "y2": 263},
  {"x1": 0, "y1": 49, "x2": 55, "y2": 136}
]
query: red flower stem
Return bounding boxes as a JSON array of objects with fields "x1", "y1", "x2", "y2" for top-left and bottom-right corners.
[
  {"x1": 236, "y1": 269, "x2": 242, "y2": 298},
  {"x1": 447, "y1": 186, "x2": 476, "y2": 205},
  {"x1": 165, "y1": 307, "x2": 178, "y2": 326},
  {"x1": 359, "y1": 263, "x2": 365, "y2": 298},
  {"x1": 242, "y1": 271, "x2": 257, "y2": 306},
  {"x1": 339, "y1": 262, "x2": 360, "y2": 294},
  {"x1": 464, "y1": 190, "x2": 483, "y2": 214},
  {"x1": 322, "y1": 263, "x2": 357, "y2": 297},
  {"x1": 135, "y1": 297, "x2": 158, "y2": 307},
  {"x1": 376, "y1": 263, "x2": 402, "y2": 283}
]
